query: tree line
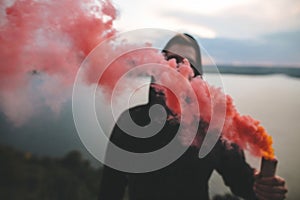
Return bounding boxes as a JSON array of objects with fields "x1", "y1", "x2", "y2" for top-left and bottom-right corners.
[{"x1": 0, "y1": 144, "x2": 239, "y2": 200}]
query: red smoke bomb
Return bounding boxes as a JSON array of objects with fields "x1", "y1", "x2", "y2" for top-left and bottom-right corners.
[{"x1": 260, "y1": 157, "x2": 277, "y2": 177}]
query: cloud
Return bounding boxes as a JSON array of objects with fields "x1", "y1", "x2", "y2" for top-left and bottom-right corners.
[
  {"x1": 198, "y1": 29, "x2": 300, "y2": 66},
  {"x1": 113, "y1": 0, "x2": 221, "y2": 38},
  {"x1": 153, "y1": 0, "x2": 300, "y2": 39},
  {"x1": 111, "y1": 0, "x2": 300, "y2": 51}
]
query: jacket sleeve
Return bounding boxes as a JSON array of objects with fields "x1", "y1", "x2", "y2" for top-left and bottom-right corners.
[
  {"x1": 214, "y1": 140, "x2": 257, "y2": 200},
  {"x1": 98, "y1": 116, "x2": 129, "y2": 200},
  {"x1": 98, "y1": 165, "x2": 127, "y2": 200}
]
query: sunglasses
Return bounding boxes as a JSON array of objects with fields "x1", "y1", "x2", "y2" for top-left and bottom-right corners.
[
  {"x1": 165, "y1": 54, "x2": 184, "y2": 64},
  {"x1": 163, "y1": 51, "x2": 202, "y2": 78}
]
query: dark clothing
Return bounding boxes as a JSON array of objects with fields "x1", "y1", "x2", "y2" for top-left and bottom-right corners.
[{"x1": 99, "y1": 87, "x2": 257, "y2": 200}]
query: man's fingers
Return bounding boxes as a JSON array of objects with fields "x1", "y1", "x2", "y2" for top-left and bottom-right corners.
[
  {"x1": 254, "y1": 182, "x2": 288, "y2": 194},
  {"x1": 256, "y1": 176, "x2": 285, "y2": 186},
  {"x1": 254, "y1": 186, "x2": 287, "y2": 200}
]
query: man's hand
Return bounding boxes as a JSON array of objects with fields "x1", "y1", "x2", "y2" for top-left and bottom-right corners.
[{"x1": 253, "y1": 174, "x2": 288, "y2": 200}]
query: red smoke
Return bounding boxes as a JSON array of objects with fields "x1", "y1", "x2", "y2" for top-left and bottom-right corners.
[
  {"x1": 89, "y1": 47, "x2": 275, "y2": 159},
  {"x1": 158, "y1": 60, "x2": 274, "y2": 159},
  {"x1": 0, "y1": 0, "x2": 274, "y2": 159},
  {"x1": 159, "y1": 61, "x2": 274, "y2": 159},
  {"x1": 0, "y1": 0, "x2": 116, "y2": 124}
]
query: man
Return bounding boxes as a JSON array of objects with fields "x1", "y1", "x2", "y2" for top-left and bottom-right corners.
[{"x1": 98, "y1": 33, "x2": 287, "y2": 200}]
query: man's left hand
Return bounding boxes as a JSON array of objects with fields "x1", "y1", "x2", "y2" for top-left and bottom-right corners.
[{"x1": 254, "y1": 175, "x2": 288, "y2": 200}]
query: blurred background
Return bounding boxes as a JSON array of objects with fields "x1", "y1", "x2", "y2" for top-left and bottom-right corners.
[{"x1": 1, "y1": 0, "x2": 300, "y2": 199}]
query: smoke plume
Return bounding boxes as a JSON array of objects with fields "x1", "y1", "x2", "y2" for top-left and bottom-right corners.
[
  {"x1": 0, "y1": 0, "x2": 116, "y2": 125},
  {"x1": 0, "y1": 0, "x2": 274, "y2": 159}
]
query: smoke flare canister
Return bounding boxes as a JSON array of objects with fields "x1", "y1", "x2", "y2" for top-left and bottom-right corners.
[{"x1": 260, "y1": 157, "x2": 278, "y2": 177}]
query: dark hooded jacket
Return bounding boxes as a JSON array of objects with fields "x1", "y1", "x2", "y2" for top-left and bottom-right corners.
[
  {"x1": 98, "y1": 33, "x2": 257, "y2": 200},
  {"x1": 98, "y1": 86, "x2": 257, "y2": 200}
]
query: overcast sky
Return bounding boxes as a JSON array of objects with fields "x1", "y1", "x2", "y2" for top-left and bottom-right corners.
[{"x1": 113, "y1": 0, "x2": 300, "y2": 66}]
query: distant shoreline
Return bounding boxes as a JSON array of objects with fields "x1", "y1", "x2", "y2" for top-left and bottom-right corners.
[{"x1": 203, "y1": 65, "x2": 300, "y2": 78}]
